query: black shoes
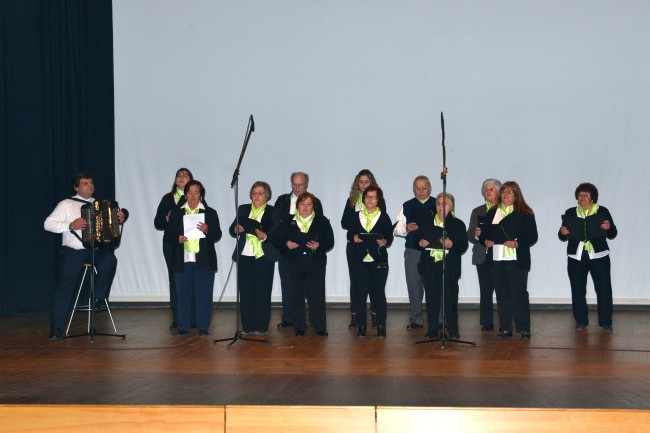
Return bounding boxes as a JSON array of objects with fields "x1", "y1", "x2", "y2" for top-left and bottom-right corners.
[
  {"x1": 407, "y1": 322, "x2": 424, "y2": 330},
  {"x1": 520, "y1": 331, "x2": 531, "y2": 339},
  {"x1": 377, "y1": 325, "x2": 386, "y2": 337},
  {"x1": 176, "y1": 330, "x2": 189, "y2": 336},
  {"x1": 575, "y1": 323, "x2": 587, "y2": 331},
  {"x1": 348, "y1": 313, "x2": 357, "y2": 329},
  {"x1": 371, "y1": 311, "x2": 377, "y2": 328},
  {"x1": 94, "y1": 300, "x2": 107, "y2": 312},
  {"x1": 48, "y1": 329, "x2": 65, "y2": 341},
  {"x1": 170, "y1": 321, "x2": 178, "y2": 330},
  {"x1": 294, "y1": 329, "x2": 305, "y2": 336},
  {"x1": 198, "y1": 330, "x2": 209, "y2": 336},
  {"x1": 277, "y1": 321, "x2": 293, "y2": 328},
  {"x1": 481, "y1": 325, "x2": 494, "y2": 332},
  {"x1": 315, "y1": 330, "x2": 328, "y2": 337},
  {"x1": 357, "y1": 325, "x2": 367, "y2": 337},
  {"x1": 424, "y1": 330, "x2": 438, "y2": 340},
  {"x1": 602, "y1": 325, "x2": 613, "y2": 333},
  {"x1": 496, "y1": 329, "x2": 513, "y2": 339}
]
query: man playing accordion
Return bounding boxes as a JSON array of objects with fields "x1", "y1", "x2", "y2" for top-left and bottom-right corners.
[{"x1": 44, "y1": 171, "x2": 128, "y2": 341}]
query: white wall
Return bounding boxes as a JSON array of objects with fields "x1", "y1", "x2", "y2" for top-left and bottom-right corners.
[{"x1": 112, "y1": 1, "x2": 650, "y2": 304}]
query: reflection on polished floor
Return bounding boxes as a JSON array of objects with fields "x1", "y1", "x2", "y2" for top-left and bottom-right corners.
[{"x1": 1, "y1": 307, "x2": 650, "y2": 408}]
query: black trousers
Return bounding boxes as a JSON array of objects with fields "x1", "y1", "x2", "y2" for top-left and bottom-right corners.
[
  {"x1": 286, "y1": 255, "x2": 327, "y2": 333},
  {"x1": 422, "y1": 257, "x2": 460, "y2": 336},
  {"x1": 50, "y1": 246, "x2": 116, "y2": 335},
  {"x1": 346, "y1": 243, "x2": 376, "y2": 317},
  {"x1": 350, "y1": 261, "x2": 388, "y2": 328},
  {"x1": 476, "y1": 262, "x2": 495, "y2": 327},
  {"x1": 277, "y1": 257, "x2": 293, "y2": 324},
  {"x1": 238, "y1": 255, "x2": 275, "y2": 332},
  {"x1": 491, "y1": 261, "x2": 530, "y2": 333},
  {"x1": 568, "y1": 252, "x2": 612, "y2": 327}
]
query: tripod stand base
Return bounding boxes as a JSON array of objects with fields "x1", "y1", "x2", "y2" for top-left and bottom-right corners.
[
  {"x1": 415, "y1": 333, "x2": 476, "y2": 349},
  {"x1": 65, "y1": 327, "x2": 126, "y2": 343},
  {"x1": 214, "y1": 330, "x2": 271, "y2": 348}
]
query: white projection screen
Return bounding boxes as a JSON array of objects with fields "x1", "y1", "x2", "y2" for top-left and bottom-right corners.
[{"x1": 112, "y1": 1, "x2": 650, "y2": 305}]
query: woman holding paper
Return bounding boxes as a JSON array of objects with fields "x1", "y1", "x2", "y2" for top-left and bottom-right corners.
[
  {"x1": 479, "y1": 181, "x2": 537, "y2": 339},
  {"x1": 229, "y1": 181, "x2": 280, "y2": 334},
  {"x1": 418, "y1": 192, "x2": 468, "y2": 340},
  {"x1": 558, "y1": 182, "x2": 617, "y2": 332},
  {"x1": 273, "y1": 192, "x2": 334, "y2": 337},
  {"x1": 165, "y1": 180, "x2": 222, "y2": 336},
  {"x1": 467, "y1": 178, "x2": 502, "y2": 332},
  {"x1": 347, "y1": 185, "x2": 393, "y2": 337}
]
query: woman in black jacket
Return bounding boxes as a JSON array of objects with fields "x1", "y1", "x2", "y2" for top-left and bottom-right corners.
[
  {"x1": 274, "y1": 192, "x2": 334, "y2": 337},
  {"x1": 340, "y1": 169, "x2": 386, "y2": 328},
  {"x1": 347, "y1": 185, "x2": 393, "y2": 337},
  {"x1": 229, "y1": 181, "x2": 280, "y2": 334},
  {"x1": 419, "y1": 192, "x2": 468, "y2": 339},
  {"x1": 559, "y1": 182, "x2": 617, "y2": 332},
  {"x1": 154, "y1": 167, "x2": 194, "y2": 329},
  {"x1": 480, "y1": 181, "x2": 538, "y2": 339},
  {"x1": 164, "y1": 180, "x2": 221, "y2": 336}
]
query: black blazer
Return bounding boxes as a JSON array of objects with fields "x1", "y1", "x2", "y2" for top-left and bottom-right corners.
[
  {"x1": 467, "y1": 203, "x2": 489, "y2": 265},
  {"x1": 229, "y1": 204, "x2": 281, "y2": 262},
  {"x1": 346, "y1": 211, "x2": 394, "y2": 264},
  {"x1": 164, "y1": 206, "x2": 222, "y2": 272},
  {"x1": 558, "y1": 205, "x2": 617, "y2": 255},
  {"x1": 420, "y1": 213, "x2": 468, "y2": 277},
  {"x1": 341, "y1": 197, "x2": 387, "y2": 230},
  {"x1": 274, "y1": 193, "x2": 324, "y2": 222},
  {"x1": 273, "y1": 214, "x2": 334, "y2": 262},
  {"x1": 479, "y1": 208, "x2": 538, "y2": 270},
  {"x1": 154, "y1": 193, "x2": 186, "y2": 232}
]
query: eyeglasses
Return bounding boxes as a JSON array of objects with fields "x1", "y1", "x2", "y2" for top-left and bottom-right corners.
[
  {"x1": 176, "y1": 174, "x2": 190, "y2": 179},
  {"x1": 577, "y1": 192, "x2": 591, "y2": 198},
  {"x1": 365, "y1": 195, "x2": 378, "y2": 200},
  {"x1": 501, "y1": 189, "x2": 515, "y2": 195},
  {"x1": 485, "y1": 187, "x2": 498, "y2": 192}
]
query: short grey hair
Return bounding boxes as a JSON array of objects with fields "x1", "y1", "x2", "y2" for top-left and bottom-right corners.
[
  {"x1": 291, "y1": 172, "x2": 309, "y2": 185},
  {"x1": 435, "y1": 192, "x2": 455, "y2": 210},
  {"x1": 481, "y1": 178, "x2": 502, "y2": 199},
  {"x1": 250, "y1": 181, "x2": 272, "y2": 201}
]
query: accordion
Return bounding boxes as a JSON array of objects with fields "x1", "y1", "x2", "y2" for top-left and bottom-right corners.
[{"x1": 79, "y1": 200, "x2": 122, "y2": 249}]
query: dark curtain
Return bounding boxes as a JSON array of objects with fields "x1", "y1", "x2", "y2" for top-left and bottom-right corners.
[{"x1": 0, "y1": 0, "x2": 115, "y2": 317}]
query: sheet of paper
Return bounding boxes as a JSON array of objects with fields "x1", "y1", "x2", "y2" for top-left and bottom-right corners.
[{"x1": 183, "y1": 213, "x2": 206, "y2": 240}]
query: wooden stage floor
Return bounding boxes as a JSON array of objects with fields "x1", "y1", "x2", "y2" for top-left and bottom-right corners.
[{"x1": 1, "y1": 306, "x2": 650, "y2": 409}]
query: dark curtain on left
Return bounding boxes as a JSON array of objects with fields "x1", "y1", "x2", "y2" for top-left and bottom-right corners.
[{"x1": 0, "y1": 1, "x2": 115, "y2": 317}]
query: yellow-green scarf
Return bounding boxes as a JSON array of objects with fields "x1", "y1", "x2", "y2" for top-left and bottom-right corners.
[
  {"x1": 430, "y1": 213, "x2": 445, "y2": 262},
  {"x1": 577, "y1": 203, "x2": 599, "y2": 252},
  {"x1": 247, "y1": 204, "x2": 266, "y2": 259},
  {"x1": 296, "y1": 212, "x2": 315, "y2": 233},
  {"x1": 362, "y1": 207, "x2": 380, "y2": 260},
  {"x1": 499, "y1": 204, "x2": 515, "y2": 258}
]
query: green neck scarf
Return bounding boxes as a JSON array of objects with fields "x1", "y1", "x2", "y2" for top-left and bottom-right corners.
[
  {"x1": 247, "y1": 204, "x2": 266, "y2": 259},
  {"x1": 577, "y1": 203, "x2": 599, "y2": 252},
  {"x1": 356, "y1": 193, "x2": 366, "y2": 212},
  {"x1": 362, "y1": 207, "x2": 380, "y2": 260},
  {"x1": 418, "y1": 197, "x2": 430, "y2": 205},
  {"x1": 175, "y1": 188, "x2": 183, "y2": 203},
  {"x1": 499, "y1": 204, "x2": 515, "y2": 257},
  {"x1": 183, "y1": 207, "x2": 200, "y2": 253},
  {"x1": 430, "y1": 213, "x2": 451, "y2": 262},
  {"x1": 296, "y1": 212, "x2": 315, "y2": 233},
  {"x1": 486, "y1": 200, "x2": 493, "y2": 211}
]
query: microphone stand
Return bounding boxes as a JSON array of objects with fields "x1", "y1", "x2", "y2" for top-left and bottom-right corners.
[
  {"x1": 416, "y1": 112, "x2": 475, "y2": 349},
  {"x1": 215, "y1": 115, "x2": 270, "y2": 347}
]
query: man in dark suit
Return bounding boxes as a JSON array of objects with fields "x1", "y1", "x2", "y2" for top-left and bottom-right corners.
[{"x1": 273, "y1": 172, "x2": 323, "y2": 328}]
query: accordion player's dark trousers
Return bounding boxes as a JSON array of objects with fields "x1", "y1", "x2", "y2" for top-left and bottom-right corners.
[{"x1": 49, "y1": 246, "x2": 117, "y2": 335}]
